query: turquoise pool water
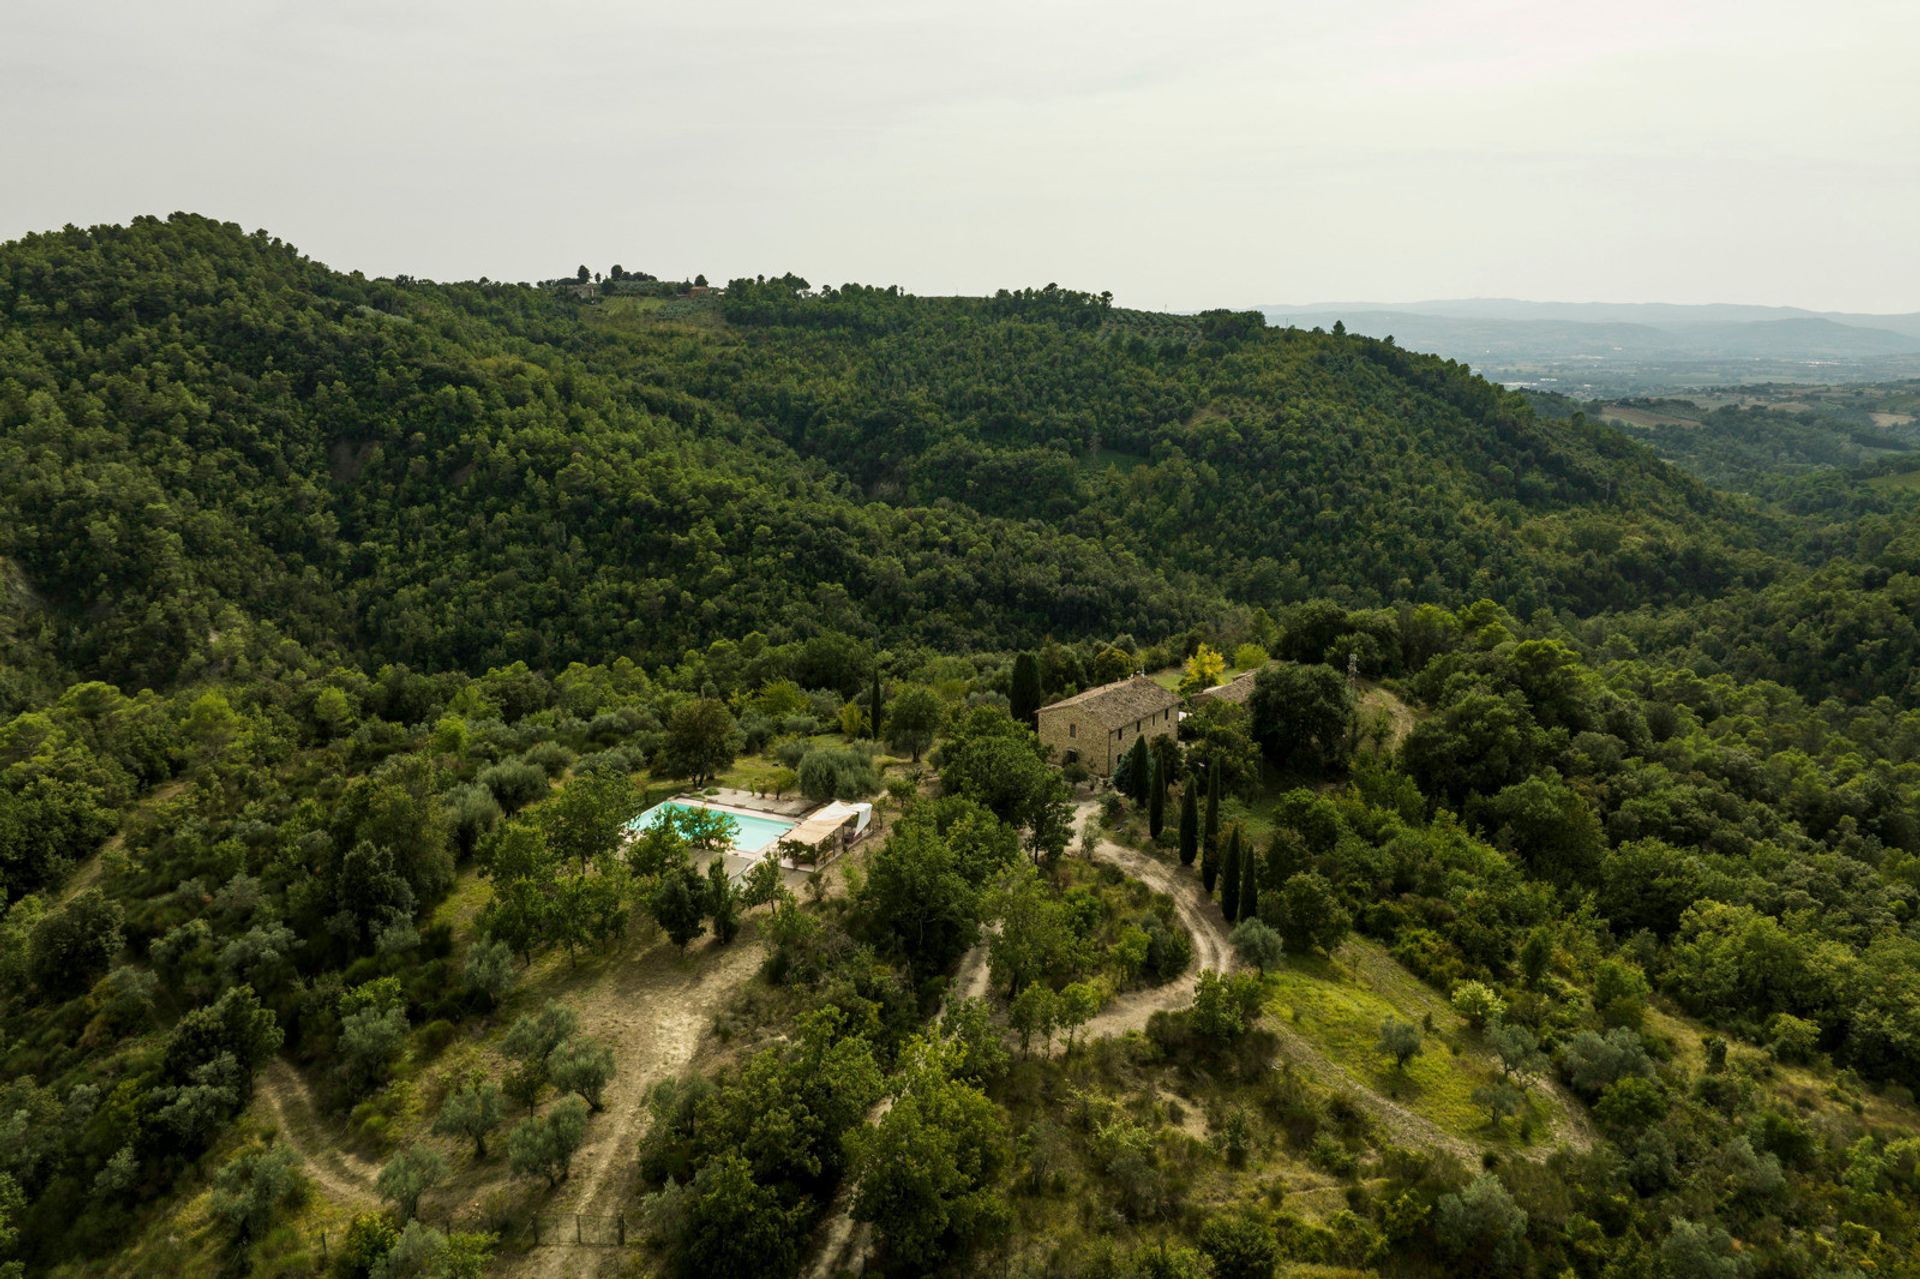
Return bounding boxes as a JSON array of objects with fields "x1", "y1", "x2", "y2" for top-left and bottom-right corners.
[{"x1": 631, "y1": 801, "x2": 796, "y2": 855}]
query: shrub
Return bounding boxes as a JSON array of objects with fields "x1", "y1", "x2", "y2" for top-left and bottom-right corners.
[
  {"x1": 1434, "y1": 1173, "x2": 1528, "y2": 1274},
  {"x1": 1131, "y1": 1243, "x2": 1211, "y2": 1279},
  {"x1": 1197, "y1": 1210, "x2": 1279, "y2": 1279},
  {"x1": 28, "y1": 888, "x2": 124, "y2": 996},
  {"x1": 507, "y1": 1097, "x2": 590, "y2": 1186},
  {"x1": 1141, "y1": 914, "x2": 1192, "y2": 984},
  {"x1": 1230, "y1": 918, "x2": 1285, "y2": 973},
  {"x1": 1559, "y1": 1027, "x2": 1654, "y2": 1099},
  {"x1": 1308, "y1": 1133, "x2": 1357, "y2": 1176},
  {"x1": 797, "y1": 747, "x2": 879, "y2": 802},
  {"x1": 461, "y1": 937, "x2": 516, "y2": 1010},
  {"x1": 1214, "y1": 1105, "x2": 1256, "y2": 1168},
  {"x1": 1593, "y1": 1076, "x2": 1668, "y2": 1133},
  {"x1": 1450, "y1": 980, "x2": 1506, "y2": 1031},
  {"x1": 521, "y1": 741, "x2": 574, "y2": 779},
  {"x1": 210, "y1": 1144, "x2": 305, "y2": 1243},
  {"x1": 478, "y1": 760, "x2": 549, "y2": 814},
  {"x1": 1593, "y1": 957, "x2": 1650, "y2": 1029},
  {"x1": 1657, "y1": 1217, "x2": 1745, "y2": 1279},
  {"x1": 375, "y1": 1220, "x2": 496, "y2": 1279},
  {"x1": 1767, "y1": 1012, "x2": 1820, "y2": 1063},
  {"x1": 333, "y1": 1212, "x2": 400, "y2": 1277},
  {"x1": 1190, "y1": 970, "x2": 1264, "y2": 1049},
  {"x1": 416, "y1": 1018, "x2": 457, "y2": 1058},
  {"x1": 375, "y1": 1144, "x2": 448, "y2": 1221}
]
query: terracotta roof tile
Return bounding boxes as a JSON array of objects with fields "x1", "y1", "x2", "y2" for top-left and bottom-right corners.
[{"x1": 1037, "y1": 674, "x2": 1181, "y2": 726}]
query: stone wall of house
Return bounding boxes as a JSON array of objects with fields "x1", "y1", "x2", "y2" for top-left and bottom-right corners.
[
  {"x1": 1036, "y1": 707, "x2": 1082, "y2": 770},
  {"x1": 1038, "y1": 704, "x2": 1177, "y2": 776},
  {"x1": 1114, "y1": 707, "x2": 1179, "y2": 774}
]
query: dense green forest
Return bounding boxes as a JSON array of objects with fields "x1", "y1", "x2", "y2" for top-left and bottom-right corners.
[
  {"x1": 3, "y1": 215, "x2": 1920, "y2": 1279},
  {"x1": 0, "y1": 214, "x2": 1807, "y2": 709},
  {"x1": 1521, "y1": 388, "x2": 1920, "y2": 494}
]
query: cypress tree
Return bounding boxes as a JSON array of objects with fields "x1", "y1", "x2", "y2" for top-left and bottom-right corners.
[
  {"x1": 1178, "y1": 777, "x2": 1198, "y2": 866},
  {"x1": 1148, "y1": 760, "x2": 1165, "y2": 839},
  {"x1": 1010, "y1": 653, "x2": 1042, "y2": 728},
  {"x1": 1221, "y1": 825, "x2": 1242, "y2": 920},
  {"x1": 870, "y1": 668, "x2": 884, "y2": 739},
  {"x1": 1129, "y1": 737, "x2": 1152, "y2": 803},
  {"x1": 1203, "y1": 764, "x2": 1221, "y2": 863},
  {"x1": 1240, "y1": 831, "x2": 1260, "y2": 922},
  {"x1": 1113, "y1": 738, "x2": 1138, "y2": 801},
  {"x1": 1201, "y1": 813, "x2": 1221, "y2": 895},
  {"x1": 1152, "y1": 735, "x2": 1178, "y2": 809}
]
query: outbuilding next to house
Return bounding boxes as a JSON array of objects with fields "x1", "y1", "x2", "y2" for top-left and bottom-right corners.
[
  {"x1": 1196, "y1": 668, "x2": 1261, "y2": 706},
  {"x1": 1035, "y1": 674, "x2": 1181, "y2": 777}
]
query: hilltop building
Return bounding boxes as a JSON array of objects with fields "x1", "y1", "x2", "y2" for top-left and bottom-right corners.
[{"x1": 1035, "y1": 675, "x2": 1180, "y2": 776}]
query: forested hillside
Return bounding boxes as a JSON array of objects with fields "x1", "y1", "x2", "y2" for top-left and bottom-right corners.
[
  {"x1": 6, "y1": 215, "x2": 1920, "y2": 1279},
  {"x1": 0, "y1": 214, "x2": 1782, "y2": 707}
]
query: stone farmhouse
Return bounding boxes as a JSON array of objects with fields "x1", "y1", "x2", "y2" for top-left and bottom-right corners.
[{"x1": 1035, "y1": 675, "x2": 1181, "y2": 777}]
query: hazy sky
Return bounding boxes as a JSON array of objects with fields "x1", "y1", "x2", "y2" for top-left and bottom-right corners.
[{"x1": 4, "y1": 0, "x2": 1917, "y2": 312}]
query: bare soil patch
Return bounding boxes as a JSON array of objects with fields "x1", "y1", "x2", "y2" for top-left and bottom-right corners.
[{"x1": 503, "y1": 930, "x2": 768, "y2": 1279}]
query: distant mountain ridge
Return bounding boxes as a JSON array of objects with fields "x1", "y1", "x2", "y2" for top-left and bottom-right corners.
[
  {"x1": 1262, "y1": 298, "x2": 1920, "y2": 339},
  {"x1": 1256, "y1": 299, "x2": 1920, "y2": 393}
]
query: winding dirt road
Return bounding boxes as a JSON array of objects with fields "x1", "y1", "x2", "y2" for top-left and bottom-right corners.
[
  {"x1": 1063, "y1": 801, "x2": 1235, "y2": 1049},
  {"x1": 1065, "y1": 801, "x2": 1596, "y2": 1167},
  {"x1": 808, "y1": 802, "x2": 1222, "y2": 1276},
  {"x1": 713, "y1": 799, "x2": 1592, "y2": 1278},
  {"x1": 254, "y1": 1058, "x2": 381, "y2": 1207}
]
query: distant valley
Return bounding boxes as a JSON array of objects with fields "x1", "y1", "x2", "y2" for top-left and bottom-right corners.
[{"x1": 1260, "y1": 298, "x2": 1920, "y2": 396}]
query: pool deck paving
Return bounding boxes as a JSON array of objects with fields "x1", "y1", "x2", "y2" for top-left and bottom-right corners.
[
  {"x1": 701, "y1": 786, "x2": 814, "y2": 817},
  {"x1": 646, "y1": 787, "x2": 862, "y2": 884}
]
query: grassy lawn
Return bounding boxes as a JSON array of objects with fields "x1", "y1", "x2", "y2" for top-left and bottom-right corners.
[
  {"x1": 711, "y1": 733, "x2": 912, "y2": 799},
  {"x1": 1146, "y1": 662, "x2": 1259, "y2": 693},
  {"x1": 716, "y1": 754, "x2": 799, "y2": 796},
  {"x1": 1264, "y1": 940, "x2": 1548, "y2": 1147}
]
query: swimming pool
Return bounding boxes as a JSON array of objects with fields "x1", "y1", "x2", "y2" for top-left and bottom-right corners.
[{"x1": 631, "y1": 801, "x2": 796, "y2": 856}]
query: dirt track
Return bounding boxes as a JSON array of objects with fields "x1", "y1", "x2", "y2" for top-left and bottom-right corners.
[
  {"x1": 808, "y1": 801, "x2": 1218, "y2": 1276},
  {"x1": 254, "y1": 1058, "x2": 380, "y2": 1207},
  {"x1": 1064, "y1": 800, "x2": 1235, "y2": 1049},
  {"x1": 1065, "y1": 802, "x2": 1575, "y2": 1168},
  {"x1": 509, "y1": 932, "x2": 768, "y2": 1279}
]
